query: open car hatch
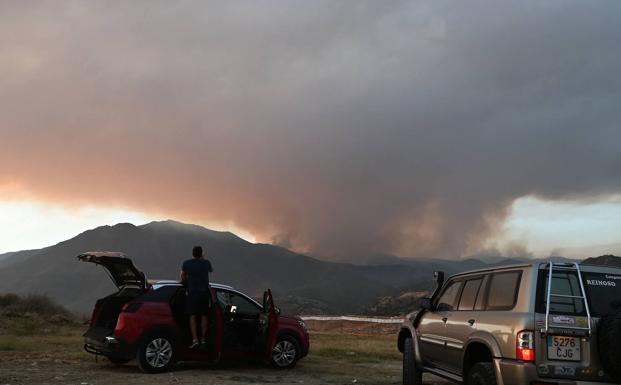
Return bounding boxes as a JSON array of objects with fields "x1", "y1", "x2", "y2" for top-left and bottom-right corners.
[{"x1": 77, "y1": 251, "x2": 146, "y2": 289}]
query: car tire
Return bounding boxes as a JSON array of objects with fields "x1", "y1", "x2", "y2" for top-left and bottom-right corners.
[
  {"x1": 597, "y1": 310, "x2": 621, "y2": 381},
  {"x1": 105, "y1": 356, "x2": 131, "y2": 365},
  {"x1": 271, "y1": 334, "x2": 300, "y2": 369},
  {"x1": 137, "y1": 333, "x2": 177, "y2": 373},
  {"x1": 403, "y1": 337, "x2": 422, "y2": 385},
  {"x1": 467, "y1": 362, "x2": 496, "y2": 385}
]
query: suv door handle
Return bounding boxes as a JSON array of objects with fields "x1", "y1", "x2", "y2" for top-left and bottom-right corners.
[
  {"x1": 442, "y1": 317, "x2": 448, "y2": 323},
  {"x1": 467, "y1": 319, "x2": 475, "y2": 326}
]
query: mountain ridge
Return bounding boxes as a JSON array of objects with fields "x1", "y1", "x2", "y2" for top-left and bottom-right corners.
[
  {"x1": 1, "y1": 220, "x2": 420, "y2": 313},
  {"x1": 0, "y1": 220, "x2": 588, "y2": 315}
]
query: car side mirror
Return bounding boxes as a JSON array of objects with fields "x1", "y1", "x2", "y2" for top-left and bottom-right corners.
[{"x1": 420, "y1": 298, "x2": 433, "y2": 310}]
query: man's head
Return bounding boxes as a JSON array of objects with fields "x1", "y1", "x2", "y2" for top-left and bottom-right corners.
[{"x1": 192, "y1": 246, "x2": 203, "y2": 258}]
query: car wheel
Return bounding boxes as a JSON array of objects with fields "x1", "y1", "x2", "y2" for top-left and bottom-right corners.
[
  {"x1": 105, "y1": 356, "x2": 131, "y2": 365},
  {"x1": 403, "y1": 337, "x2": 422, "y2": 385},
  {"x1": 271, "y1": 334, "x2": 300, "y2": 369},
  {"x1": 137, "y1": 333, "x2": 176, "y2": 373},
  {"x1": 466, "y1": 362, "x2": 496, "y2": 385}
]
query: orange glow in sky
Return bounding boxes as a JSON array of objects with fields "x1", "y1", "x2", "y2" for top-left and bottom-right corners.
[{"x1": 0, "y1": 199, "x2": 257, "y2": 254}]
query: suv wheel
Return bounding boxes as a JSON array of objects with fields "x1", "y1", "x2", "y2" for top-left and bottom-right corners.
[
  {"x1": 403, "y1": 337, "x2": 422, "y2": 385},
  {"x1": 271, "y1": 334, "x2": 300, "y2": 369},
  {"x1": 467, "y1": 362, "x2": 496, "y2": 385},
  {"x1": 137, "y1": 333, "x2": 176, "y2": 373}
]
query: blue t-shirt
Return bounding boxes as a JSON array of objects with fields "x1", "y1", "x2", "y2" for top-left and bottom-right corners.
[{"x1": 182, "y1": 258, "x2": 213, "y2": 293}]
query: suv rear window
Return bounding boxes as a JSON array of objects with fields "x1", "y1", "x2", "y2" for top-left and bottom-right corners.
[
  {"x1": 536, "y1": 270, "x2": 621, "y2": 317},
  {"x1": 538, "y1": 271, "x2": 586, "y2": 315},
  {"x1": 136, "y1": 285, "x2": 178, "y2": 302},
  {"x1": 486, "y1": 271, "x2": 521, "y2": 310},
  {"x1": 583, "y1": 272, "x2": 621, "y2": 317}
]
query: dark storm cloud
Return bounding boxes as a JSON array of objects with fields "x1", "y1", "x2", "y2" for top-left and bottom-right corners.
[{"x1": 1, "y1": 0, "x2": 620, "y2": 260}]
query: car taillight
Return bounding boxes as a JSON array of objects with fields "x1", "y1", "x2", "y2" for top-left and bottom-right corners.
[
  {"x1": 516, "y1": 330, "x2": 535, "y2": 361},
  {"x1": 121, "y1": 302, "x2": 143, "y2": 313},
  {"x1": 90, "y1": 306, "x2": 102, "y2": 326}
]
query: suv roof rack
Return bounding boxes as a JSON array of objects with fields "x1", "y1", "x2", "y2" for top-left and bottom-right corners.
[{"x1": 542, "y1": 261, "x2": 592, "y2": 337}]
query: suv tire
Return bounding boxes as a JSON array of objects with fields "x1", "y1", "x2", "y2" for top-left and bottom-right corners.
[
  {"x1": 271, "y1": 334, "x2": 300, "y2": 369},
  {"x1": 466, "y1": 362, "x2": 496, "y2": 385},
  {"x1": 137, "y1": 333, "x2": 177, "y2": 373},
  {"x1": 597, "y1": 310, "x2": 621, "y2": 381},
  {"x1": 403, "y1": 337, "x2": 422, "y2": 385}
]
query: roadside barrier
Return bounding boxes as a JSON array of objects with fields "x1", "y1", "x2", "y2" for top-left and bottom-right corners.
[{"x1": 301, "y1": 315, "x2": 403, "y2": 324}]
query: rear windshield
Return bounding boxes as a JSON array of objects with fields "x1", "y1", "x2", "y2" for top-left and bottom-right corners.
[
  {"x1": 138, "y1": 285, "x2": 179, "y2": 302},
  {"x1": 106, "y1": 263, "x2": 140, "y2": 283},
  {"x1": 583, "y1": 272, "x2": 621, "y2": 317},
  {"x1": 537, "y1": 270, "x2": 621, "y2": 317}
]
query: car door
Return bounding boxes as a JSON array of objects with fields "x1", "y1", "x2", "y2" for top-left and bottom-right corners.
[
  {"x1": 417, "y1": 279, "x2": 463, "y2": 368},
  {"x1": 443, "y1": 276, "x2": 483, "y2": 374},
  {"x1": 77, "y1": 252, "x2": 146, "y2": 289},
  {"x1": 216, "y1": 290, "x2": 263, "y2": 354},
  {"x1": 262, "y1": 289, "x2": 280, "y2": 361}
]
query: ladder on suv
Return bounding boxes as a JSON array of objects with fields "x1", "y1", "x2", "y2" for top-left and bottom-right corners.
[{"x1": 542, "y1": 262, "x2": 592, "y2": 337}]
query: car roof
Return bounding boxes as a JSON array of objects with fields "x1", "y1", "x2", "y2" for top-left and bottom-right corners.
[
  {"x1": 448, "y1": 260, "x2": 621, "y2": 280},
  {"x1": 147, "y1": 280, "x2": 262, "y2": 308},
  {"x1": 448, "y1": 262, "x2": 534, "y2": 279}
]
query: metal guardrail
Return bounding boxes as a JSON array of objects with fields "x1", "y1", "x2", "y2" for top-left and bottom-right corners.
[{"x1": 301, "y1": 315, "x2": 404, "y2": 324}]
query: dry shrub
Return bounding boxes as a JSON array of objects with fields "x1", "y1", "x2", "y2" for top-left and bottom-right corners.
[{"x1": 0, "y1": 293, "x2": 72, "y2": 317}]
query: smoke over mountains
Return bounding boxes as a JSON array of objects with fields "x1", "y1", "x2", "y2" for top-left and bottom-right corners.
[
  {"x1": 0, "y1": 1, "x2": 620, "y2": 260},
  {"x1": 0, "y1": 220, "x2": 520, "y2": 314}
]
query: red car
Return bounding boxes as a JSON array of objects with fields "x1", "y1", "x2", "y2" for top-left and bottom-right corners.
[{"x1": 79, "y1": 251, "x2": 309, "y2": 373}]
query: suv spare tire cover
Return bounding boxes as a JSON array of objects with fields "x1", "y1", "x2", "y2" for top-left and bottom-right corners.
[{"x1": 597, "y1": 309, "x2": 621, "y2": 381}]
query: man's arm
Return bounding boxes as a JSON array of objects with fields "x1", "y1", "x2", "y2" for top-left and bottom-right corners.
[{"x1": 180, "y1": 270, "x2": 187, "y2": 284}]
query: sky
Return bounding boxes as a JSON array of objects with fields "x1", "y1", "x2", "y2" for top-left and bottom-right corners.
[{"x1": 0, "y1": 1, "x2": 620, "y2": 261}]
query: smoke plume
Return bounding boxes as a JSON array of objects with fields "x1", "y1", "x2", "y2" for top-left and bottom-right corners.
[{"x1": 1, "y1": 1, "x2": 620, "y2": 260}]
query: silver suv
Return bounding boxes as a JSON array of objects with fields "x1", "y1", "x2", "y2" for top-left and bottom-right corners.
[{"x1": 398, "y1": 262, "x2": 621, "y2": 385}]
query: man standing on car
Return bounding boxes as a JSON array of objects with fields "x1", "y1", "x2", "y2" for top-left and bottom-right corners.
[{"x1": 180, "y1": 246, "x2": 213, "y2": 349}]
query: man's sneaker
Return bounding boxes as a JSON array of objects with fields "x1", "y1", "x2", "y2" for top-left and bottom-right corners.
[
  {"x1": 189, "y1": 340, "x2": 200, "y2": 349},
  {"x1": 200, "y1": 340, "x2": 208, "y2": 350}
]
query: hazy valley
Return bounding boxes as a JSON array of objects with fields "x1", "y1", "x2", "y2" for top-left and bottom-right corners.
[{"x1": 0, "y1": 220, "x2": 594, "y2": 315}]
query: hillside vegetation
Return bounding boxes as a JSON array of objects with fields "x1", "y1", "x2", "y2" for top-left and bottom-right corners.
[
  {"x1": 365, "y1": 291, "x2": 430, "y2": 316},
  {"x1": 583, "y1": 254, "x2": 621, "y2": 267},
  {"x1": 0, "y1": 293, "x2": 80, "y2": 336}
]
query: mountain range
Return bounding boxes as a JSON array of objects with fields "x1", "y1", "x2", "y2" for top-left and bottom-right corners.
[{"x1": 0, "y1": 220, "x2": 584, "y2": 315}]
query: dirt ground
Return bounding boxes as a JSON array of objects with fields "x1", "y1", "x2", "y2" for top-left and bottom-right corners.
[{"x1": 0, "y1": 353, "x2": 447, "y2": 385}]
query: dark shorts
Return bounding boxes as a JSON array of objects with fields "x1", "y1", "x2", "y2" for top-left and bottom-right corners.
[{"x1": 185, "y1": 291, "x2": 212, "y2": 315}]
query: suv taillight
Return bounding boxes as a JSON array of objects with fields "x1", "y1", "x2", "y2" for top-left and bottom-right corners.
[{"x1": 516, "y1": 330, "x2": 535, "y2": 361}]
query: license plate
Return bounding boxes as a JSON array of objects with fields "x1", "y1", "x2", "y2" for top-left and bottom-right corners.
[{"x1": 547, "y1": 336, "x2": 581, "y2": 361}]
